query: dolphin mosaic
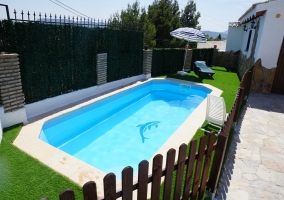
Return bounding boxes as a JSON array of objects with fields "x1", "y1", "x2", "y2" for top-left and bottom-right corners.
[{"x1": 137, "y1": 121, "x2": 160, "y2": 143}]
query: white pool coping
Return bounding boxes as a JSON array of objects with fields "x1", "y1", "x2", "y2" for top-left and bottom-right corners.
[{"x1": 13, "y1": 78, "x2": 222, "y2": 197}]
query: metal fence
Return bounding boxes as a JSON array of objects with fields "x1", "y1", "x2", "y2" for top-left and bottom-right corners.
[{"x1": 0, "y1": 3, "x2": 141, "y2": 31}]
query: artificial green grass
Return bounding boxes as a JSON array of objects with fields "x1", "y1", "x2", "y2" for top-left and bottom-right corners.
[
  {"x1": 162, "y1": 66, "x2": 240, "y2": 140},
  {"x1": 157, "y1": 66, "x2": 240, "y2": 199},
  {"x1": 0, "y1": 124, "x2": 83, "y2": 200}
]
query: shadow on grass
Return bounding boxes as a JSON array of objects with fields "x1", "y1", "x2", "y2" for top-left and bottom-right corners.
[
  {"x1": 165, "y1": 72, "x2": 215, "y2": 82},
  {"x1": 165, "y1": 73, "x2": 203, "y2": 83},
  {"x1": 212, "y1": 66, "x2": 237, "y2": 72}
]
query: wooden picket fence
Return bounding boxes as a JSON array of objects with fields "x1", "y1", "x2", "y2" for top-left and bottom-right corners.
[
  {"x1": 57, "y1": 133, "x2": 216, "y2": 200},
  {"x1": 41, "y1": 65, "x2": 254, "y2": 200}
]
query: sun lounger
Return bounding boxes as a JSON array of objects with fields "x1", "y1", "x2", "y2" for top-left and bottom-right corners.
[
  {"x1": 193, "y1": 61, "x2": 215, "y2": 78},
  {"x1": 200, "y1": 94, "x2": 227, "y2": 135}
]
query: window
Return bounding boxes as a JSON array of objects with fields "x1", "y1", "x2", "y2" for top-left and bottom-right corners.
[{"x1": 245, "y1": 30, "x2": 252, "y2": 51}]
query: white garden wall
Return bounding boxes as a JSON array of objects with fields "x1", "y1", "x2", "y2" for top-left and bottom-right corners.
[
  {"x1": 25, "y1": 74, "x2": 150, "y2": 120},
  {"x1": 0, "y1": 106, "x2": 28, "y2": 129}
]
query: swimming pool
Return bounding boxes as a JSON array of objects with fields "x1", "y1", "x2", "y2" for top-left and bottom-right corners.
[{"x1": 39, "y1": 79, "x2": 212, "y2": 177}]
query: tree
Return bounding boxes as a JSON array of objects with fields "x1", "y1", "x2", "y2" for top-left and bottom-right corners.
[
  {"x1": 140, "y1": 8, "x2": 156, "y2": 48},
  {"x1": 205, "y1": 34, "x2": 214, "y2": 41},
  {"x1": 217, "y1": 33, "x2": 222, "y2": 40},
  {"x1": 148, "y1": 0, "x2": 181, "y2": 47},
  {"x1": 180, "y1": 0, "x2": 201, "y2": 30},
  {"x1": 108, "y1": 1, "x2": 156, "y2": 48}
]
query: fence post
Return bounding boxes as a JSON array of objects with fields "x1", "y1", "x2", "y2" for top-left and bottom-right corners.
[
  {"x1": 59, "y1": 189, "x2": 75, "y2": 200},
  {"x1": 83, "y1": 181, "x2": 98, "y2": 200},
  {"x1": 245, "y1": 69, "x2": 253, "y2": 99},
  {"x1": 143, "y1": 50, "x2": 152, "y2": 77},
  {"x1": 206, "y1": 134, "x2": 229, "y2": 197},
  {"x1": 233, "y1": 87, "x2": 244, "y2": 124}
]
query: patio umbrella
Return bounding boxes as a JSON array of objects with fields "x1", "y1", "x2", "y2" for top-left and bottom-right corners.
[{"x1": 170, "y1": 27, "x2": 206, "y2": 76}]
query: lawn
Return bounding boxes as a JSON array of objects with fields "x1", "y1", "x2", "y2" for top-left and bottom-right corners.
[
  {"x1": 0, "y1": 124, "x2": 83, "y2": 200},
  {"x1": 0, "y1": 66, "x2": 240, "y2": 199}
]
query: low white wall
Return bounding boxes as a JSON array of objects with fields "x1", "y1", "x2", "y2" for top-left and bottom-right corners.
[
  {"x1": 0, "y1": 115, "x2": 2, "y2": 143},
  {"x1": 197, "y1": 40, "x2": 227, "y2": 51},
  {"x1": 0, "y1": 106, "x2": 28, "y2": 129},
  {"x1": 25, "y1": 74, "x2": 150, "y2": 120}
]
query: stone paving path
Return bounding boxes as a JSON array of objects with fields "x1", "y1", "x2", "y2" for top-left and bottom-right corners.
[{"x1": 215, "y1": 93, "x2": 284, "y2": 200}]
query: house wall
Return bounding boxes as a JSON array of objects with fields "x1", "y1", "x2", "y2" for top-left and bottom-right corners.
[
  {"x1": 256, "y1": 1, "x2": 284, "y2": 69},
  {"x1": 237, "y1": 0, "x2": 284, "y2": 93},
  {"x1": 226, "y1": 26, "x2": 243, "y2": 51},
  {"x1": 238, "y1": 19, "x2": 260, "y2": 78},
  {"x1": 253, "y1": 14, "x2": 266, "y2": 64}
]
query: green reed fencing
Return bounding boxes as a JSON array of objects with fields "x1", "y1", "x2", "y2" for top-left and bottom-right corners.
[
  {"x1": 151, "y1": 48, "x2": 214, "y2": 76},
  {"x1": 0, "y1": 19, "x2": 143, "y2": 104},
  {"x1": 151, "y1": 48, "x2": 185, "y2": 76},
  {"x1": 191, "y1": 48, "x2": 214, "y2": 67}
]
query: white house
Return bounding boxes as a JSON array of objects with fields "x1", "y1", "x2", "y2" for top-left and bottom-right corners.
[{"x1": 226, "y1": 0, "x2": 284, "y2": 93}]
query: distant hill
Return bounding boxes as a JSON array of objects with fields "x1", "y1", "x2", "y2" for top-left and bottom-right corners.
[{"x1": 202, "y1": 30, "x2": 228, "y2": 39}]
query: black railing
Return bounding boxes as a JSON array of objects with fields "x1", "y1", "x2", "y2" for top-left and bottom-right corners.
[
  {"x1": 0, "y1": 4, "x2": 10, "y2": 20},
  {"x1": 3, "y1": 7, "x2": 142, "y2": 31}
]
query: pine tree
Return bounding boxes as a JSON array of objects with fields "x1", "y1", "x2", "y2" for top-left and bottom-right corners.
[
  {"x1": 180, "y1": 0, "x2": 201, "y2": 29},
  {"x1": 148, "y1": 0, "x2": 181, "y2": 47},
  {"x1": 217, "y1": 33, "x2": 222, "y2": 40},
  {"x1": 108, "y1": 1, "x2": 156, "y2": 48}
]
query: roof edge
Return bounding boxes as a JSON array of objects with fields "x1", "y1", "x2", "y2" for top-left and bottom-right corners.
[{"x1": 238, "y1": 1, "x2": 269, "y2": 21}]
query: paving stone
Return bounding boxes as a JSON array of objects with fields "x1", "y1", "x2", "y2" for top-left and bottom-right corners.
[
  {"x1": 254, "y1": 126, "x2": 268, "y2": 135},
  {"x1": 250, "y1": 187, "x2": 277, "y2": 200},
  {"x1": 265, "y1": 130, "x2": 278, "y2": 137},
  {"x1": 251, "y1": 153, "x2": 261, "y2": 161},
  {"x1": 267, "y1": 121, "x2": 282, "y2": 133},
  {"x1": 278, "y1": 189, "x2": 284, "y2": 200},
  {"x1": 215, "y1": 93, "x2": 284, "y2": 200},
  {"x1": 256, "y1": 164, "x2": 276, "y2": 182},
  {"x1": 239, "y1": 148, "x2": 251, "y2": 157},
  {"x1": 275, "y1": 171, "x2": 284, "y2": 187},
  {"x1": 226, "y1": 189, "x2": 250, "y2": 200},
  {"x1": 261, "y1": 152, "x2": 284, "y2": 163},
  {"x1": 243, "y1": 173, "x2": 258, "y2": 181},
  {"x1": 263, "y1": 139, "x2": 282, "y2": 152},
  {"x1": 251, "y1": 133, "x2": 268, "y2": 140},
  {"x1": 251, "y1": 179, "x2": 279, "y2": 193},
  {"x1": 230, "y1": 168, "x2": 242, "y2": 180},
  {"x1": 262, "y1": 160, "x2": 284, "y2": 173},
  {"x1": 229, "y1": 180, "x2": 250, "y2": 189}
]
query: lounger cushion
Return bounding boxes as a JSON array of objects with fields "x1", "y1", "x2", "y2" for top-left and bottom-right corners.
[{"x1": 194, "y1": 61, "x2": 215, "y2": 77}]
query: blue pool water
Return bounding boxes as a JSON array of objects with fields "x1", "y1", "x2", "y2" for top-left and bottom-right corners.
[{"x1": 39, "y1": 79, "x2": 211, "y2": 177}]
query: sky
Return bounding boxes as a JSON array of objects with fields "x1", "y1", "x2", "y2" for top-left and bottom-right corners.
[{"x1": 0, "y1": 0, "x2": 266, "y2": 32}]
